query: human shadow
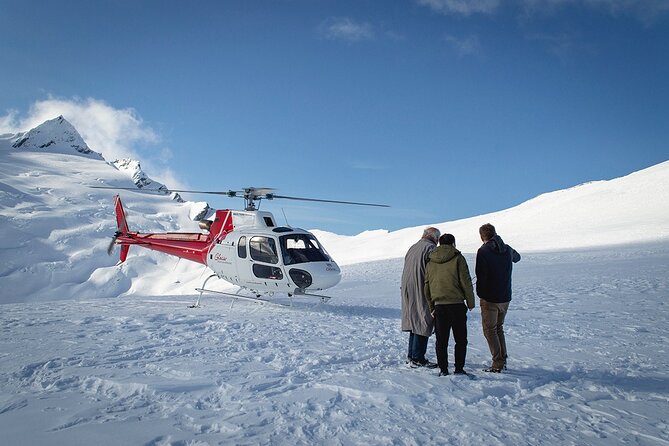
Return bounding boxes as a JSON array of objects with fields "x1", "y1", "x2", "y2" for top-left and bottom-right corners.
[{"x1": 500, "y1": 366, "x2": 669, "y2": 396}]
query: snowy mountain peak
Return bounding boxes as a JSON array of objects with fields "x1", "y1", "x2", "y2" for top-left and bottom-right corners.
[
  {"x1": 11, "y1": 115, "x2": 102, "y2": 159},
  {"x1": 9, "y1": 116, "x2": 198, "y2": 207},
  {"x1": 111, "y1": 158, "x2": 184, "y2": 202}
]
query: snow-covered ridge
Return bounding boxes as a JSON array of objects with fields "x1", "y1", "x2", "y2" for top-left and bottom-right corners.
[
  {"x1": 110, "y1": 158, "x2": 185, "y2": 203},
  {"x1": 315, "y1": 160, "x2": 669, "y2": 265},
  {"x1": 112, "y1": 158, "x2": 168, "y2": 191},
  {"x1": 11, "y1": 115, "x2": 102, "y2": 159}
]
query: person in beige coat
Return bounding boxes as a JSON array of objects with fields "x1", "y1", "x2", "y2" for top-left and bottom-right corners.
[
  {"x1": 424, "y1": 233, "x2": 475, "y2": 376},
  {"x1": 401, "y1": 227, "x2": 440, "y2": 368}
]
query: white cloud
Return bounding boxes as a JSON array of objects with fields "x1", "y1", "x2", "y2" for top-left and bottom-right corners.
[
  {"x1": 584, "y1": 0, "x2": 669, "y2": 23},
  {"x1": 319, "y1": 17, "x2": 375, "y2": 42},
  {"x1": 0, "y1": 110, "x2": 20, "y2": 135},
  {"x1": 417, "y1": 0, "x2": 668, "y2": 23},
  {"x1": 520, "y1": 0, "x2": 669, "y2": 23},
  {"x1": 418, "y1": 0, "x2": 500, "y2": 16},
  {"x1": 445, "y1": 34, "x2": 483, "y2": 56},
  {"x1": 0, "y1": 96, "x2": 157, "y2": 162}
]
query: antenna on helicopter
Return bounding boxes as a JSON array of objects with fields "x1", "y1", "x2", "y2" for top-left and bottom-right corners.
[{"x1": 281, "y1": 208, "x2": 290, "y2": 227}]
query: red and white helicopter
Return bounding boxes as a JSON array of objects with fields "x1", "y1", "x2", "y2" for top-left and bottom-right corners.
[{"x1": 99, "y1": 187, "x2": 387, "y2": 307}]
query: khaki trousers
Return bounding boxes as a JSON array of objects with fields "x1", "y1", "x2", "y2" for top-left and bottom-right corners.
[{"x1": 480, "y1": 299, "x2": 509, "y2": 369}]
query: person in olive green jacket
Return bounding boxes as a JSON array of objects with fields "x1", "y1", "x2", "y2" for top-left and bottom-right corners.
[{"x1": 424, "y1": 233, "x2": 475, "y2": 376}]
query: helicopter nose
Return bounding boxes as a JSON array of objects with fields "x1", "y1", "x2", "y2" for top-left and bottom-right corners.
[
  {"x1": 313, "y1": 262, "x2": 341, "y2": 290},
  {"x1": 288, "y1": 261, "x2": 341, "y2": 291}
]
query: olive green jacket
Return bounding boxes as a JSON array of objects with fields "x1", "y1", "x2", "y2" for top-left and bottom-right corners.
[{"x1": 424, "y1": 245, "x2": 475, "y2": 312}]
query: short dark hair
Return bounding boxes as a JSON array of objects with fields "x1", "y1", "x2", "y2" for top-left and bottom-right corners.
[
  {"x1": 439, "y1": 233, "x2": 455, "y2": 246},
  {"x1": 479, "y1": 223, "x2": 496, "y2": 241}
]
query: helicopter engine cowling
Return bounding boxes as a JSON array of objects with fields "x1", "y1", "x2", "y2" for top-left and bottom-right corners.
[{"x1": 199, "y1": 220, "x2": 213, "y2": 231}]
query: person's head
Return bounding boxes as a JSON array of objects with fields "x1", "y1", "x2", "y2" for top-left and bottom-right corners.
[
  {"x1": 422, "y1": 227, "x2": 441, "y2": 244},
  {"x1": 479, "y1": 223, "x2": 496, "y2": 242},
  {"x1": 439, "y1": 233, "x2": 455, "y2": 246}
]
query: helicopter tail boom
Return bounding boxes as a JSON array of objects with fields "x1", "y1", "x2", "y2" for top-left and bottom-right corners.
[{"x1": 111, "y1": 194, "x2": 212, "y2": 265}]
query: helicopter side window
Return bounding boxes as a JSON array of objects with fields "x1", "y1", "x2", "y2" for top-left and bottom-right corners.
[
  {"x1": 252, "y1": 264, "x2": 283, "y2": 280},
  {"x1": 249, "y1": 236, "x2": 279, "y2": 264},
  {"x1": 280, "y1": 234, "x2": 329, "y2": 265},
  {"x1": 237, "y1": 236, "x2": 247, "y2": 258}
]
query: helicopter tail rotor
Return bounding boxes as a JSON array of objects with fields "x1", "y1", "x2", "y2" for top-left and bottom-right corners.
[{"x1": 107, "y1": 231, "x2": 120, "y2": 256}]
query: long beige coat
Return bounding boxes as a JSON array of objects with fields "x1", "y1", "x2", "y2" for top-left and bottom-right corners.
[{"x1": 400, "y1": 238, "x2": 436, "y2": 337}]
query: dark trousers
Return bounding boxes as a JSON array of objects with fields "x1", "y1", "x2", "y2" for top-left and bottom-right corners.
[
  {"x1": 434, "y1": 304, "x2": 468, "y2": 373},
  {"x1": 407, "y1": 332, "x2": 429, "y2": 362}
]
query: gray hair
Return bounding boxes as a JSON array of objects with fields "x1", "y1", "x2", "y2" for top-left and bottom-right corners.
[{"x1": 422, "y1": 227, "x2": 441, "y2": 243}]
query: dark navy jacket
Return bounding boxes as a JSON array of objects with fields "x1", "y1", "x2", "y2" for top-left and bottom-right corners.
[{"x1": 475, "y1": 235, "x2": 521, "y2": 303}]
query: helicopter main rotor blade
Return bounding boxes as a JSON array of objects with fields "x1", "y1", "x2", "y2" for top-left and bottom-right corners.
[
  {"x1": 90, "y1": 186, "x2": 389, "y2": 207},
  {"x1": 90, "y1": 186, "x2": 240, "y2": 196},
  {"x1": 268, "y1": 194, "x2": 389, "y2": 208},
  {"x1": 165, "y1": 187, "x2": 276, "y2": 197}
]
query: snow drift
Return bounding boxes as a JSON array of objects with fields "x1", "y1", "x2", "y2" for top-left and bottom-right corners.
[{"x1": 316, "y1": 160, "x2": 669, "y2": 264}]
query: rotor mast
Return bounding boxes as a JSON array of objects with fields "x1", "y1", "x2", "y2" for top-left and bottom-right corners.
[{"x1": 238, "y1": 187, "x2": 273, "y2": 211}]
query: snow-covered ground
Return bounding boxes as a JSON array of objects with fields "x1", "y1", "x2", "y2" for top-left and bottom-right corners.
[
  {"x1": 1, "y1": 244, "x2": 668, "y2": 445},
  {"x1": 1, "y1": 119, "x2": 668, "y2": 444}
]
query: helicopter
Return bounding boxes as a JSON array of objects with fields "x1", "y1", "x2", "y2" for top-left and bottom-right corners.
[{"x1": 97, "y1": 186, "x2": 388, "y2": 307}]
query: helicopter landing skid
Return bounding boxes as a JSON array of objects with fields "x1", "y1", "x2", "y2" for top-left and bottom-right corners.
[
  {"x1": 189, "y1": 274, "x2": 333, "y2": 308},
  {"x1": 193, "y1": 287, "x2": 291, "y2": 308},
  {"x1": 293, "y1": 289, "x2": 332, "y2": 304}
]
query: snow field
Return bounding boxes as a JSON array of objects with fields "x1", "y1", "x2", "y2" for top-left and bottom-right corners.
[
  {"x1": 1, "y1": 244, "x2": 668, "y2": 445},
  {"x1": 2, "y1": 127, "x2": 669, "y2": 445}
]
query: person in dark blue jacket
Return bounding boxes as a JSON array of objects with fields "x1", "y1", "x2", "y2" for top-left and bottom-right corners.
[{"x1": 475, "y1": 223, "x2": 521, "y2": 373}]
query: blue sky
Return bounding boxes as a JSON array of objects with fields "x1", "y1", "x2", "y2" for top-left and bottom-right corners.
[{"x1": 1, "y1": 0, "x2": 668, "y2": 235}]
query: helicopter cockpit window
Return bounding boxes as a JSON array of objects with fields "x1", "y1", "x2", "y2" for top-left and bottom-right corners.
[
  {"x1": 237, "y1": 236, "x2": 247, "y2": 258},
  {"x1": 249, "y1": 236, "x2": 279, "y2": 264},
  {"x1": 280, "y1": 234, "x2": 329, "y2": 265}
]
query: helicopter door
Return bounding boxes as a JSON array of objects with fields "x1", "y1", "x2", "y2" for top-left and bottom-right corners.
[
  {"x1": 239, "y1": 236, "x2": 284, "y2": 287},
  {"x1": 208, "y1": 238, "x2": 239, "y2": 284}
]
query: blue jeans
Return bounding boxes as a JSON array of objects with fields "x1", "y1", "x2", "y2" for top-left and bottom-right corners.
[{"x1": 407, "y1": 332, "x2": 429, "y2": 362}]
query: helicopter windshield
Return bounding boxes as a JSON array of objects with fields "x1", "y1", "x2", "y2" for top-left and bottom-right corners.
[{"x1": 280, "y1": 234, "x2": 330, "y2": 265}]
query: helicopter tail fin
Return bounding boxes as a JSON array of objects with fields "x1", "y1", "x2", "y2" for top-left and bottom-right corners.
[{"x1": 113, "y1": 194, "x2": 130, "y2": 263}]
